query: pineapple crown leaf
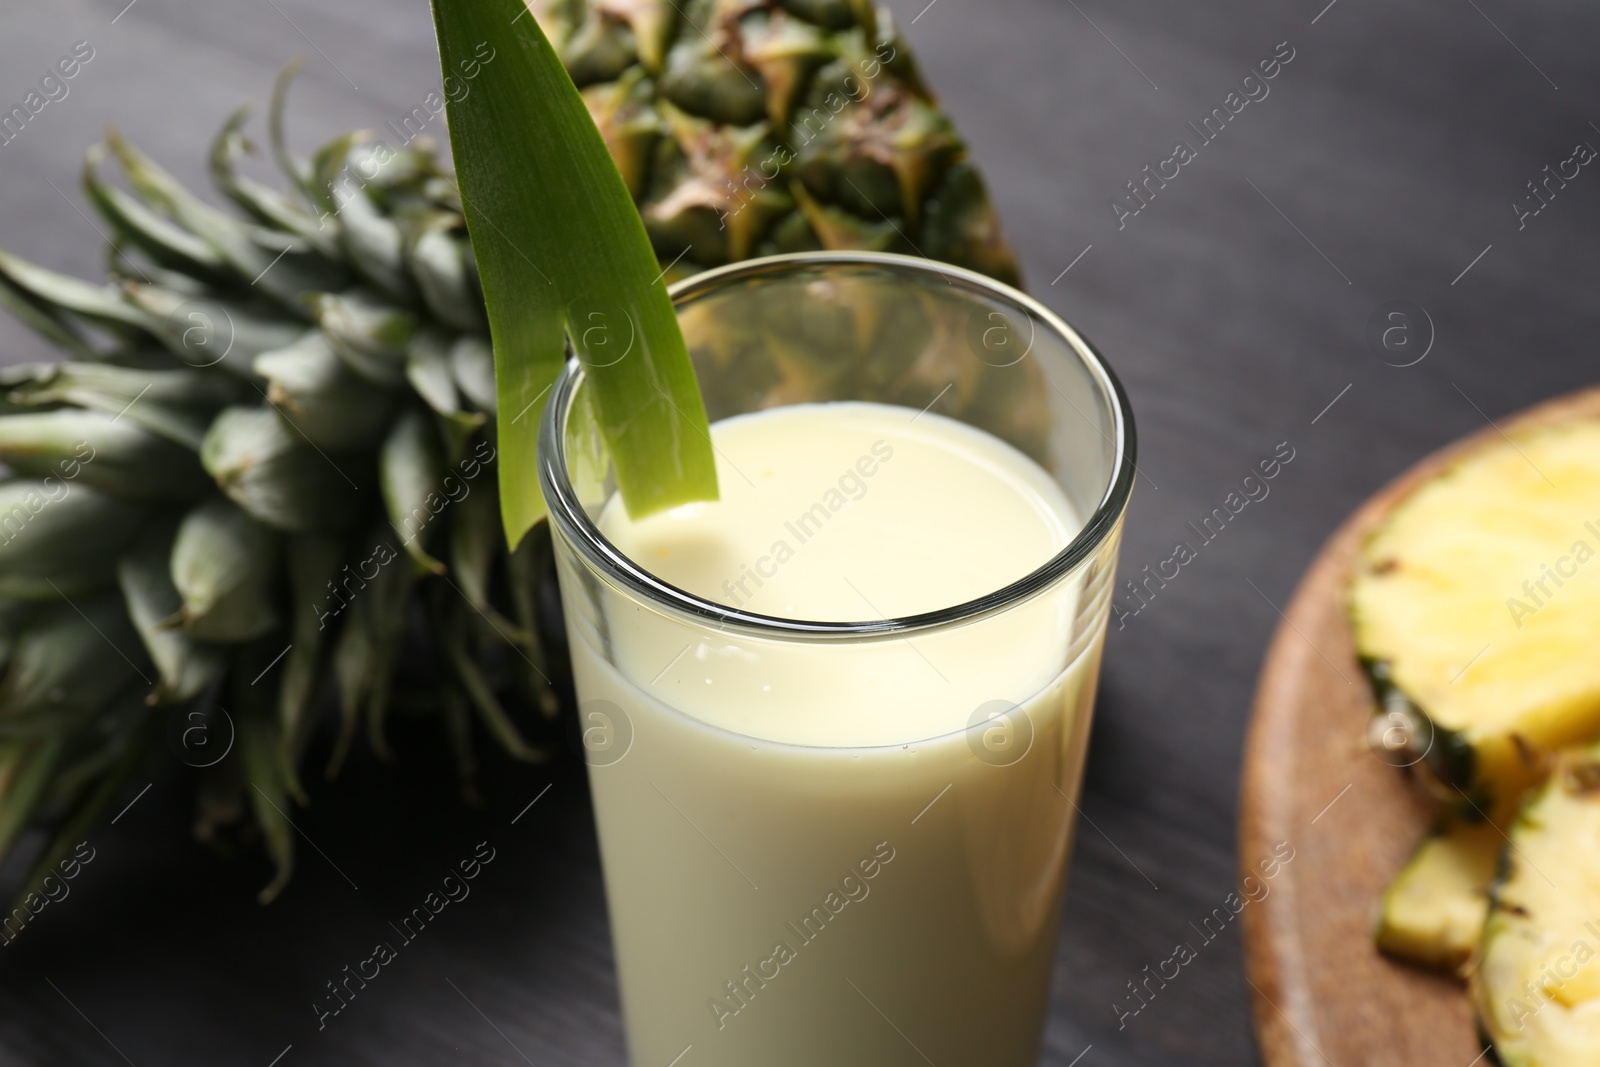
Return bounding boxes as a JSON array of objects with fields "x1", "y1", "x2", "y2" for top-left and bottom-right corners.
[{"x1": 431, "y1": 0, "x2": 721, "y2": 544}]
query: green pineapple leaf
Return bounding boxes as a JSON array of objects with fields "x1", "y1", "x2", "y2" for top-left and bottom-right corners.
[{"x1": 429, "y1": 0, "x2": 719, "y2": 548}]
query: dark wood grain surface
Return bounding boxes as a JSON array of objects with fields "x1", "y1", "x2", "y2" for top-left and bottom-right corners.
[{"x1": 0, "y1": 2, "x2": 1596, "y2": 1065}]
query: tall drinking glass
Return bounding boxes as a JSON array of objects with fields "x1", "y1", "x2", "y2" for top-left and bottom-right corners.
[{"x1": 539, "y1": 251, "x2": 1135, "y2": 1067}]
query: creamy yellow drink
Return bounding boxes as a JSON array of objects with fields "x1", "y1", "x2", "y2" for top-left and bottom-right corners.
[{"x1": 563, "y1": 401, "x2": 1105, "y2": 1067}]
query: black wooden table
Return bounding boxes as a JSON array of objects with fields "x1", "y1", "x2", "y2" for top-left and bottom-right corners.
[{"x1": 1, "y1": 1, "x2": 1596, "y2": 1064}]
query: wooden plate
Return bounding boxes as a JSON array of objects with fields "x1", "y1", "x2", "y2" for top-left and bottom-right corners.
[{"x1": 1238, "y1": 386, "x2": 1600, "y2": 1066}]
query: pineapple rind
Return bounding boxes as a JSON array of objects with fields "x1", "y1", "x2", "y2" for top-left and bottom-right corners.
[{"x1": 535, "y1": 0, "x2": 1022, "y2": 284}]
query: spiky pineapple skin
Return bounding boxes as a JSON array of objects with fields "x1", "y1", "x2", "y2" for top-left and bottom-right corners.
[{"x1": 538, "y1": 0, "x2": 1022, "y2": 285}]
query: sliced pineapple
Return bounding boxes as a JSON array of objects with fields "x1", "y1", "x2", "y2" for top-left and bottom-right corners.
[
  {"x1": 1350, "y1": 418, "x2": 1600, "y2": 822},
  {"x1": 1375, "y1": 819, "x2": 1502, "y2": 974},
  {"x1": 1473, "y1": 744, "x2": 1600, "y2": 1065}
]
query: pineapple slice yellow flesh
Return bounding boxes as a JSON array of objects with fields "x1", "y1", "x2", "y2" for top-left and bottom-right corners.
[
  {"x1": 1473, "y1": 748, "x2": 1600, "y2": 1066},
  {"x1": 1375, "y1": 820, "x2": 1502, "y2": 974},
  {"x1": 1351, "y1": 419, "x2": 1600, "y2": 820}
]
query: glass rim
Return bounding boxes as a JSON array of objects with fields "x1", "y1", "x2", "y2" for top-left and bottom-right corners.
[{"x1": 537, "y1": 250, "x2": 1137, "y2": 641}]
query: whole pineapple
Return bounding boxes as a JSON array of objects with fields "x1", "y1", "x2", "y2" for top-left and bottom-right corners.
[{"x1": 0, "y1": 4, "x2": 1021, "y2": 907}]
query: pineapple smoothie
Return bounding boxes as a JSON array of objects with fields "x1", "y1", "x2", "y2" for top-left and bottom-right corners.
[{"x1": 562, "y1": 402, "x2": 1107, "y2": 1067}]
